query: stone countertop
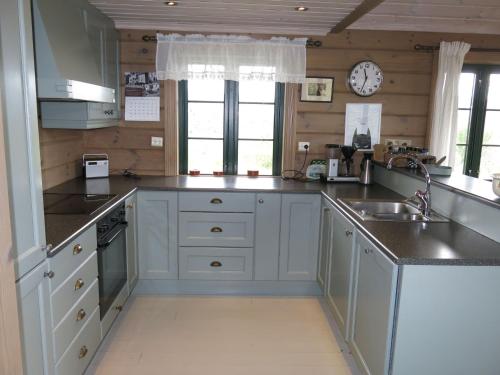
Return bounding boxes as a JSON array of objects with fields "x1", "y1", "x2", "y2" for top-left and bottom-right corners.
[{"x1": 44, "y1": 175, "x2": 500, "y2": 266}]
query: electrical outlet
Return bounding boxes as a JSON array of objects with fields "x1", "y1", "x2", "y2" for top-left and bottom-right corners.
[
  {"x1": 298, "y1": 142, "x2": 310, "y2": 151},
  {"x1": 151, "y1": 136, "x2": 163, "y2": 147}
]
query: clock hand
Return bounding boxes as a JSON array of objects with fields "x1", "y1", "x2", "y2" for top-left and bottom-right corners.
[{"x1": 361, "y1": 69, "x2": 368, "y2": 91}]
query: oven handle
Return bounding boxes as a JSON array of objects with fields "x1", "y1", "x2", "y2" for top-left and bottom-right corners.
[{"x1": 97, "y1": 222, "x2": 127, "y2": 249}]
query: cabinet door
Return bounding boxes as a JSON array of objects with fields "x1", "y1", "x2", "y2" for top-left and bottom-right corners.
[
  {"x1": 125, "y1": 194, "x2": 138, "y2": 291},
  {"x1": 279, "y1": 194, "x2": 321, "y2": 281},
  {"x1": 317, "y1": 199, "x2": 333, "y2": 293},
  {"x1": 137, "y1": 191, "x2": 178, "y2": 279},
  {"x1": 16, "y1": 261, "x2": 54, "y2": 375},
  {"x1": 0, "y1": 0, "x2": 47, "y2": 278},
  {"x1": 326, "y1": 207, "x2": 356, "y2": 340},
  {"x1": 350, "y1": 233, "x2": 398, "y2": 375}
]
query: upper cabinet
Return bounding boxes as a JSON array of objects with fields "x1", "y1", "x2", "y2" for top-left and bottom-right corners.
[{"x1": 33, "y1": 0, "x2": 120, "y2": 129}]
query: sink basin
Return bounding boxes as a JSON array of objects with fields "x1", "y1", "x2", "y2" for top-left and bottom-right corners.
[{"x1": 338, "y1": 198, "x2": 449, "y2": 222}]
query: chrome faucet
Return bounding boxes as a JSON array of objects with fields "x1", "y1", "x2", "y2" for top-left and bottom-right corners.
[{"x1": 387, "y1": 154, "x2": 432, "y2": 217}]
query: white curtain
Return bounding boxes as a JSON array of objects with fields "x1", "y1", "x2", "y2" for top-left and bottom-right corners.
[
  {"x1": 155, "y1": 34, "x2": 307, "y2": 83},
  {"x1": 429, "y1": 41, "x2": 471, "y2": 167}
]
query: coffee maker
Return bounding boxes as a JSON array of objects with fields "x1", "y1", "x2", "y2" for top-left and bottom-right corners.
[{"x1": 324, "y1": 144, "x2": 360, "y2": 182}]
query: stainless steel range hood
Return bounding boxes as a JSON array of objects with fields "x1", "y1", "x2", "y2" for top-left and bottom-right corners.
[{"x1": 32, "y1": 0, "x2": 115, "y2": 103}]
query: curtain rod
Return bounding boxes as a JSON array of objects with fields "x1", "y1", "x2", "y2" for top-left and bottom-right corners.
[{"x1": 415, "y1": 44, "x2": 500, "y2": 53}]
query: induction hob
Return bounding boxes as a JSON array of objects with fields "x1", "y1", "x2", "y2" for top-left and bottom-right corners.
[{"x1": 43, "y1": 193, "x2": 117, "y2": 215}]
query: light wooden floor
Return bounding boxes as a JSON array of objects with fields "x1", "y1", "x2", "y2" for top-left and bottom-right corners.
[{"x1": 86, "y1": 296, "x2": 362, "y2": 375}]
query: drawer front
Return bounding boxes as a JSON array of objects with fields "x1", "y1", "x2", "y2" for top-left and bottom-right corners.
[
  {"x1": 53, "y1": 279, "x2": 99, "y2": 361},
  {"x1": 179, "y1": 192, "x2": 255, "y2": 213},
  {"x1": 179, "y1": 247, "x2": 253, "y2": 280},
  {"x1": 51, "y1": 252, "x2": 98, "y2": 326},
  {"x1": 101, "y1": 283, "x2": 129, "y2": 338},
  {"x1": 55, "y1": 306, "x2": 100, "y2": 375},
  {"x1": 179, "y1": 212, "x2": 255, "y2": 247},
  {"x1": 49, "y1": 225, "x2": 97, "y2": 292}
]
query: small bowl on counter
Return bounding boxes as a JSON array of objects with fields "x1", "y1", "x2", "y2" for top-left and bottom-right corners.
[
  {"x1": 492, "y1": 173, "x2": 500, "y2": 197},
  {"x1": 247, "y1": 170, "x2": 259, "y2": 177},
  {"x1": 213, "y1": 171, "x2": 224, "y2": 176},
  {"x1": 189, "y1": 169, "x2": 200, "y2": 176}
]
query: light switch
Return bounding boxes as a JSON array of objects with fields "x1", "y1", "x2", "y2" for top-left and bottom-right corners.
[{"x1": 151, "y1": 136, "x2": 163, "y2": 147}]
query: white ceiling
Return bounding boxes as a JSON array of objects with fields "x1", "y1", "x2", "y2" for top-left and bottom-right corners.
[{"x1": 90, "y1": 0, "x2": 500, "y2": 36}]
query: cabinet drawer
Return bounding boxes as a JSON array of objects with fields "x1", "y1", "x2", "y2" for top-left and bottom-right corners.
[
  {"x1": 179, "y1": 247, "x2": 253, "y2": 280},
  {"x1": 53, "y1": 279, "x2": 99, "y2": 361},
  {"x1": 179, "y1": 212, "x2": 255, "y2": 247},
  {"x1": 55, "y1": 306, "x2": 100, "y2": 375},
  {"x1": 51, "y1": 252, "x2": 98, "y2": 325},
  {"x1": 49, "y1": 225, "x2": 97, "y2": 292},
  {"x1": 101, "y1": 283, "x2": 129, "y2": 338},
  {"x1": 179, "y1": 192, "x2": 255, "y2": 213}
]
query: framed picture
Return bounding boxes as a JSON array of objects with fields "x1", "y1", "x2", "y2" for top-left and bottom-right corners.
[{"x1": 300, "y1": 77, "x2": 334, "y2": 103}]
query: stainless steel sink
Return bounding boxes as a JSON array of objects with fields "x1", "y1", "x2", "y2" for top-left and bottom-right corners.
[{"x1": 338, "y1": 198, "x2": 449, "y2": 222}]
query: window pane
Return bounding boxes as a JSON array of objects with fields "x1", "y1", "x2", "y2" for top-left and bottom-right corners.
[
  {"x1": 458, "y1": 73, "x2": 475, "y2": 109},
  {"x1": 238, "y1": 140, "x2": 273, "y2": 175},
  {"x1": 188, "y1": 139, "x2": 223, "y2": 174},
  {"x1": 188, "y1": 103, "x2": 224, "y2": 138},
  {"x1": 487, "y1": 74, "x2": 500, "y2": 110},
  {"x1": 457, "y1": 109, "x2": 471, "y2": 144},
  {"x1": 188, "y1": 79, "x2": 224, "y2": 101},
  {"x1": 483, "y1": 111, "x2": 500, "y2": 145},
  {"x1": 454, "y1": 145, "x2": 467, "y2": 174},
  {"x1": 239, "y1": 81, "x2": 275, "y2": 103},
  {"x1": 479, "y1": 146, "x2": 500, "y2": 179},
  {"x1": 238, "y1": 104, "x2": 274, "y2": 139}
]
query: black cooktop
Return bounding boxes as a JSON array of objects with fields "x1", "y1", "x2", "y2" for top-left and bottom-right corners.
[{"x1": 43, "y1": 193, "x2": 117, "y2": 215}]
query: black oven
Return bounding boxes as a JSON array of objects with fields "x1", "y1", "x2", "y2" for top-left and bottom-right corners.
[{"x1": 97, "y1": 203, "x2": 127, "y2": 320}]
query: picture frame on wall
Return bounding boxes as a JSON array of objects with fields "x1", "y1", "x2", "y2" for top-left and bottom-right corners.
[{"x1": 300, "y1": 77, "x2": 334, "y2": 103}]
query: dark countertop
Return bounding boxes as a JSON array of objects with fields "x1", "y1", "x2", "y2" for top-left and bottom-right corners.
[{"x1": 44, "y1": 175, "x2": 500, "y2": 266}]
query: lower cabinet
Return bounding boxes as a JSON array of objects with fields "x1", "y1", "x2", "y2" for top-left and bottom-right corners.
[
  {"x1": 125, "y1": 194, "x2": 138, "y2": 291},
  {"x1": 279, "y1": 194, "x2": 321, "y2": 281},
  {"x1": 137, "y1": 191, "x2": 178, "y2": 279},
  {"x1": 16, "y1": 261, "x2": 54, "y2": 375},
  {"x1": 349, "y1": 232, "x2": 398, "y2": 375}
]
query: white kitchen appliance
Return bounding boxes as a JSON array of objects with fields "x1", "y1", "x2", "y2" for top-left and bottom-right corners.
[{"x1": 83, "y1": 154, "x2": 109, "y2": 179}]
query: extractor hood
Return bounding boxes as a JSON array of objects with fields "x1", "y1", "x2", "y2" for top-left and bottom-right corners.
[{"x1": 32, "y1": 0, "x2": 115, "y2": 103}]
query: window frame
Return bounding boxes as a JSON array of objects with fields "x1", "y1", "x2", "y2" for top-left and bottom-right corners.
[
  {"x1": 178, "y1": 79, "x2": 285, "y2": 176},
  {"x1": 459, "y1": 64, "x2": 500, "y2": 177}
]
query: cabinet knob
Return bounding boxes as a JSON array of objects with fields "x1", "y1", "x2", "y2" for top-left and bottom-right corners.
[
  {"x1": 210, "y1": 226, "x2": 223, "y2": 233},
  {"x1": 41, "y1": 244, "x2": 53, "y2": 252},
  {"x1": 44, "y1": 271, "x2": 55, "y2": 279},
  {"x1": 74, "y1": 278, "x2": 85, "y2": 291},
  {"x1": 364, "y1": 248, "x2": 373, "y2": 255},
  {"x1": 73, "y1": 244, "x2": 83, "y2": 255},
  {"x1": 78, "y1": 346, "x2": 88, "y2": 359},
  {"x1": 210, "y1": 198, "x2": 223, "y2": 204},
  {"x1": 115, "y1": 305, "x2": 123, "y2": 312},
  {"x1": 258, "y1": 198, "x2": 264, "y2": 204},
  {"x1": 126, "y1": 204, "x2": 133, "y2": 209},
  {"x1": 210, "y1": 261, "x2": 222, "y2": 268},
  {"x1": 345, "y1": 230, "x2": 353, "y2": 237},
  {"x1": 76, "y1": 309, "x2": 86, "y2": 321}
]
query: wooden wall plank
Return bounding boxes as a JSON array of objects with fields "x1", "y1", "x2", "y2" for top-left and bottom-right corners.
[{"x1": 85, "y1": 148, "x2": 165, "y2": 172}]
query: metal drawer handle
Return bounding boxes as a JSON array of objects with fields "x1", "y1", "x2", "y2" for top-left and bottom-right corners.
[
  {"x1": 73, "y1": 244, "x2": 83, "y2": 255},
  {"x1": 210, "y1": 227, "x2": 223, "y2": 233},
  {"x1": 345, "y1": 230, "x2": 353, "y2": 237},
  {"x1": 74, "y1": 278, "x2": 85, "y2": 291},
  {"x1": 210, "y1": 261, "x2": 222, "y2": 268},
  {"x1": 78, "y1": 346, "x2": 88, "y2": 359},
  {"x1": 44, "y1": 271, "x2": 55, "y2": 279},
  {"x1": 76, "y1": 309, "x2": 86, "y2": 321},
  {"x1": 210, "y1": 198, "x2": 223, "y2": 204},
  {"x1": 364, "y1": 248, "x2": 374, "y2": 255}
]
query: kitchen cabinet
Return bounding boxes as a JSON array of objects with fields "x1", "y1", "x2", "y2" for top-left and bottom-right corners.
[
  {"x1": 350, "y1": 232, "x2": 398, "y2": 375},
  {"x1": 16, "y1": 261, "x2": 54, "y2": 375},
  {"x1": 126, "y1": 194, "x2": 138, "y2": 291},
  {"x1": 137, "y1": 191, "x2": 178, "y2": 279},
  {"x1": 326, "y1": 205, "x2": 356, "y2": 340},
  {"x1": 279, "y1": 194, "x2": 321, "y2": 281},
  {"x1": 317, "y1": 198, "x2": 333, "y2": 293},
  {"x1": 0, "y1": 0, "x2": 47, "y2": 278}
]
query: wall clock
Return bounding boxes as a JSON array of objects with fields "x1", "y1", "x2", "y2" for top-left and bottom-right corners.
[{"x1": 348, "y1": 61, "x2": 383, "y2": 97}]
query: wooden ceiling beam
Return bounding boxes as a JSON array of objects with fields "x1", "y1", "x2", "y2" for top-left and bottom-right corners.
[{"x1": 330, "y1": 0, "x2": 385, "y2": 34}]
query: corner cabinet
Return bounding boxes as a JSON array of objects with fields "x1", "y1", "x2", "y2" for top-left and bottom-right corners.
[
  {"x1": 125, "y1": 194, "x2": 138, "y2": 291},
  {"x1": 279, "y1": 194, "x2": 321, "y2": 281},
  {"x1": 137, "y1": 191, "x2": 178, "y2": 279}
]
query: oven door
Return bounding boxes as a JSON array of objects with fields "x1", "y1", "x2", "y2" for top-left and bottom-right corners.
[{"x1": 97, "y1": 223, "x2": 127, "y2": 320}]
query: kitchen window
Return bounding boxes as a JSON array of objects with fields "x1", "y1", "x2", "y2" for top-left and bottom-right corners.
[
  {"x1": 178, "y1": 77, "x2": 284, "y2": 176},
  {"x1": 455, "y1": 65, "x2": 500, "y2": 178}
]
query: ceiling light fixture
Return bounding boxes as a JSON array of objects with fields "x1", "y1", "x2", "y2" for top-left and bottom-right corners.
[
  {"x1": 165, "y1": 1, "x2": 177, "y2": 6},
  {"x1": 295, "y1": 6, "x2": 308, "y2": 11}
]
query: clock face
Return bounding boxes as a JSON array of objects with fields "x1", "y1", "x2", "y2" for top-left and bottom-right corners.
[{"x1": 349, "y1": 61, "x2": 383, "y2": 97}]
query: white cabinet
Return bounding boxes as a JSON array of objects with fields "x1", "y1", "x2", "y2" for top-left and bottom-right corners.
[
  {"x1": 326, "y1": 206, "x2": 356, "y2": 340},
  {"x1": 317, "y1": 198, "x2": 333, "y2": 293},
  {"x1": 16, "y1": 261, "x2": 54, "y2": 375},
  {"x1": 350, "y1": 232, "x2": 398, "y2": 375},
  {"x1": 125, "y1": 194, "x2": 138, "y2": 291},
  {"x1": 0, "y1": 0, "x2": 46, "y2": 279},
  {"x1": 137, "y1": 191, "x2": 178, "y2": 279},
  {"x1": 279, "y1": 194, "x2": 321, "y2": 281}
]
